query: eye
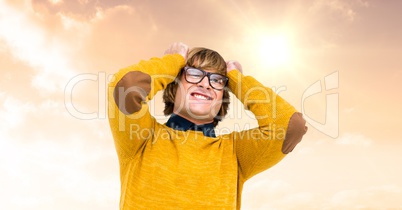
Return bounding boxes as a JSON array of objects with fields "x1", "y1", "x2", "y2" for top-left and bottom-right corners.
[
  {"x1": 188, "y1": 72, "x2": 202, "y2": 78},
  {"x1": 210, "y1": 77, "x2": 224, "y2": 84},
  {"x1": 186, "y1": 68, "x2": 204, "y2": 81}
]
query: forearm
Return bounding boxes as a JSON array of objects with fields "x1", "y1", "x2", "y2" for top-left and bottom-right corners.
[
  {"x1": 108, "y1": 53, "x2": 185, "y2": 157},
  {"x1": 109, "y1": 54, "x2": 185, "y2": 115},
  {"x1": 228, "y1": 70, "x2": 307, "y2": 154},
  {"x1": 227, "y1": 70, "x2": 296, "y2": 128}
]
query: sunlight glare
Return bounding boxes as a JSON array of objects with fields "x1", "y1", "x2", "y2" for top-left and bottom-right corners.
[{"x1": 258, "y1": 35, "x2": 291, "y2": 68}]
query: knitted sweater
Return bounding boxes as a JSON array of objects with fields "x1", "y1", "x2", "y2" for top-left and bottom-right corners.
[{"x1": 108, "y1": 54, "x2": 307, "y2": 209}]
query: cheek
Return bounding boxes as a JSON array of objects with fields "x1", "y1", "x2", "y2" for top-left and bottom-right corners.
[
  {"x1": 213, "y1": 91, "x2": 224, "y2": 108},
  {"x1": 179, "y1": 75, "x2": 192, "y2": 91},
  {"x1": 215, "y1": 91, "x2": 224, "y2": 102},
  {"x1": 174, "y1": 82, "x2": 190, "y2": 103}
]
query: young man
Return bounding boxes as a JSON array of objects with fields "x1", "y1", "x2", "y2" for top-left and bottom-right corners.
[{"x1": 108, "y1": 42, "x2": 307, "y2": 209}]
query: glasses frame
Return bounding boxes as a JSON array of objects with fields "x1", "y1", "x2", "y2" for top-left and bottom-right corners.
[{"x1": 182, "y1": 67, "x2": 229, "y2": 90}]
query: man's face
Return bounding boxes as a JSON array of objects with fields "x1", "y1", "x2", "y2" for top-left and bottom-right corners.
[{"x1": 173, "y1": 68, "x2": 225, "y2": 124}]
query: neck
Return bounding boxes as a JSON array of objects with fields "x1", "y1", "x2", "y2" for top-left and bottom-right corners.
[{"x1": 173, "y1": 112, "x2": 213, "y2": 125}]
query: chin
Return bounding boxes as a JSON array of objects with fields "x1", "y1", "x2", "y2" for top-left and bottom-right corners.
[{"x1": 188, "y1": 111, "x2": 213, "y2": 120}]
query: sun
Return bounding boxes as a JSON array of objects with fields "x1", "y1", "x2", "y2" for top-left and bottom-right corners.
[{"x1": 258, "y1": 35, "x2": 292, "y2": 68}]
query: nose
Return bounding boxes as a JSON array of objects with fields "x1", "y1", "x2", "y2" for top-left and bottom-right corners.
[{"x1": 197, "y1": 75, "x2": 211, "y2": 89}]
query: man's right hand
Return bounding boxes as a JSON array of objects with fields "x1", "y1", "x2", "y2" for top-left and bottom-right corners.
[
  {"x1": 226, "y1": 60, "x2": 243, "y2": 74},
  {"x1": 164, "y1": 42, "x2": 189, "y2": 60}
]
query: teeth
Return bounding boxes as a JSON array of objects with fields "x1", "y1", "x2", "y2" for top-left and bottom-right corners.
[{"x1": 193, "y1": 93, "x2": 209, "y2": 100}]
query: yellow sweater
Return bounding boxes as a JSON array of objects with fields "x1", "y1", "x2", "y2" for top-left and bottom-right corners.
[{"x1": 108, "y1": 54, "x2": 307, "y2": 209}]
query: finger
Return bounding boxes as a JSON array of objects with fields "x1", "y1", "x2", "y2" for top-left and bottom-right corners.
[
  {"x1": 178, "y1": 42, "x2": 189, "y2": 59},
  {"x1": 164, "y1": 42, "x2": 188, "y2": 58},
  {"x1": 226, "y1": 60, "x2": 243, "y2": 73}
]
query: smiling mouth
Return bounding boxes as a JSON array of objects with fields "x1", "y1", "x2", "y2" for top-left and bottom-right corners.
[{"x1": 190, "y1": 92, "x2": 213, "y2": 100}]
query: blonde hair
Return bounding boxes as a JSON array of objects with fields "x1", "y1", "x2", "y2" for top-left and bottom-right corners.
[{"x1": 163, "y1": 47, "x2": 230, "y2": 127}]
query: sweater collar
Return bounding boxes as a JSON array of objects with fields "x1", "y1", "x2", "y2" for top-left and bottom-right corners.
[{"x1": 165, "y1": 114, "x2": 216, "y2": 137}]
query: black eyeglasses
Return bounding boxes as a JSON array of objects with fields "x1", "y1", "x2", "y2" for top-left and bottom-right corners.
[{"x1": 182, "y1": 67, "x2": 228, "y2": 90}]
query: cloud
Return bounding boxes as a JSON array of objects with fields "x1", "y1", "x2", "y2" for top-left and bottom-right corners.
[
  {"x1": 242, "y1": 179, "x2": 294, "y2": 209},
  {"x1": 48, "y1": 0, "x2": 63, "y2": 5},
  {"x1": 242, "y1": 177, "x2": 325, "y2": 210},
  {"x1": 0, "y1": 92, "x2": 120, "y2": 209},
  {"x1": 344, "y1": 107, "x2": 356, "y2": 113},
  {"x1": 0, "y1": 1, "x2": 132, "y2": 97},
  {"x1": 0, "y1": 95, "x2": 36, "y2": 129},
  {"x1": 32, "y1": 0, "x2": 132, "y2": 20},
  {"x1": 309, "y1": 0, "x2": 369, "y2": 22},
  {"x1": 0, "y1": 0, "x2": 76, "y2": 94},
  {"x1": 0, "y1": 132, "x2": 119, "y2": 209},
  {"x1": 331, "y1": 185, "x2": 402, "y2": 209},
  {"x1": 241, "y1": 177, "x2": 402, "y2": 210},
  {"x1": 336, "y1": 133, "x2": 372, "y2": 147}
]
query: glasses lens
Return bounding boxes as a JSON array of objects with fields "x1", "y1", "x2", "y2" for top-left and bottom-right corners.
[
  {"x1": 185, "y1": 68, "x2": 204, "y2": 83},
  {"x1": 209, "y1": 74, "x2": 227, "y2": 89}
]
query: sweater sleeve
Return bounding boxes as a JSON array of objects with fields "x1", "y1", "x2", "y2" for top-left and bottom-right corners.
[
  {"x1": 108, "y1": 54, "x2": 186, "y2": 158},
  {"x1": 226, "y1": 70, "x2": 307, "y2": 180}
]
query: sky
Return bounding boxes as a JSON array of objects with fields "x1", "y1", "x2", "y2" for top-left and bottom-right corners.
[{"x1": 1, "y1": 0, "x2": 402, "y2": 209}]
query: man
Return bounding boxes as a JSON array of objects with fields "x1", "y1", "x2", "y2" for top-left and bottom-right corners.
[{"x1": 108, "y1": 42, "x2": 307, "y2": 209}]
